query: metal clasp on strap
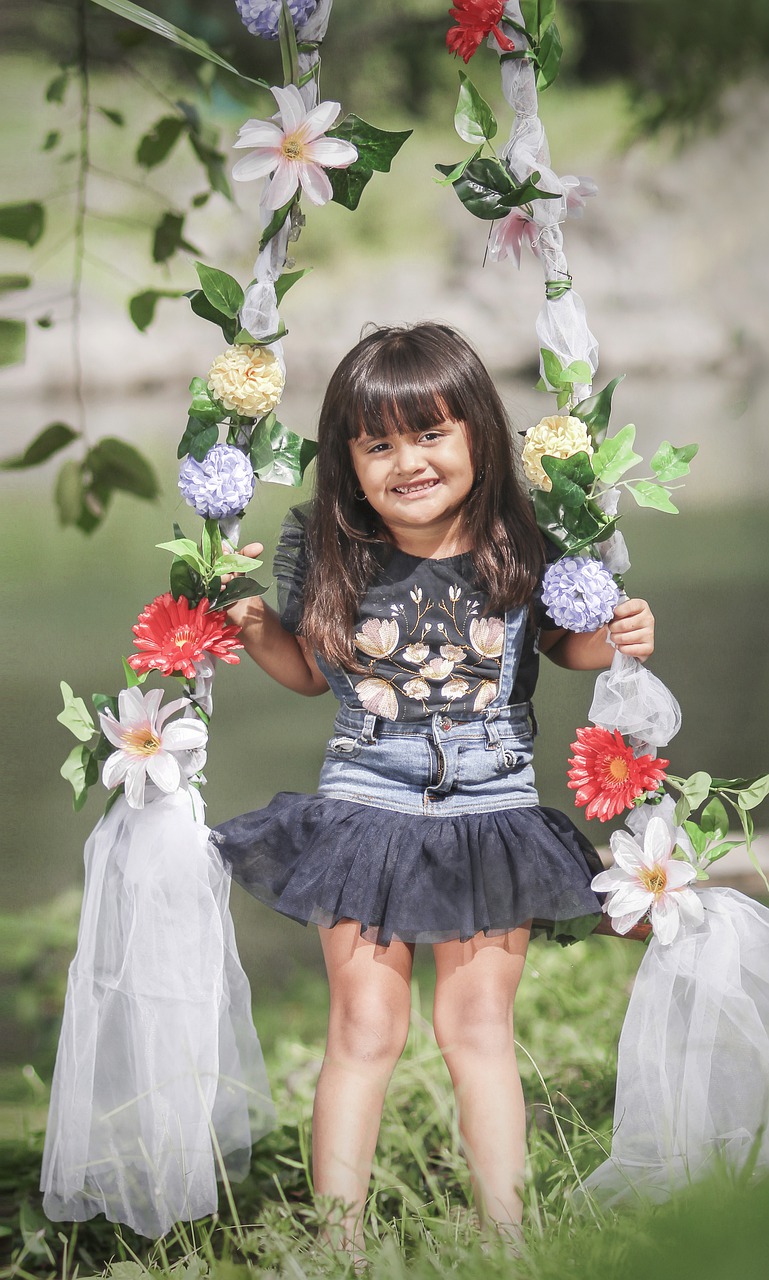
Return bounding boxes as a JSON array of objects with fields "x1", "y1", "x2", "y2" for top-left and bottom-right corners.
[{"x1": 360, "y1": 713, "x2": 378, "y2": 745}]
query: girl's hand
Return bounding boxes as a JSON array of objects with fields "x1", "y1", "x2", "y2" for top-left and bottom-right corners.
[
  {"x1": 220, "y1": 541, "x2": 263, "y2": 627},
  {"x1": 608, "y1": 598, "x2": 655, "y2": 661}
]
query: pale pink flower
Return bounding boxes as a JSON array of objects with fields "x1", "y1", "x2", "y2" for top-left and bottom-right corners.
[
  {"x1": 469, "y1": 616, "x2": 505, "y2": 659},
  {"x1": 355, "y1": 677, "x2": 399, "y2": 721},
  {"x1": 420, "y1": 657, "x2": 455, "y2": 681},
  {"x1": 355, "y1": 617, "x2": 400, "y2": 659},
  {"x1": 591, "y1": 815, "x2": 705, "y2": 946},
  {"x1": 403, "y1": 642, "x2": 430, "y2": 665},
  {"x1": 488, "y1": 208, "x2": 541, "y2": 267},
  {"x1": 562, "y1": 174, "x2": 598, "y2": 218},
  {"x1": 403, "y1": 677, "x2": 430, "y2": 701},
  {"x1": 99, "y1": 687, "x2": 208, "y2": 810},
  {"x1": 473, "y1": 680, "x2": 498, "y2": 711},
  {"x1": 232, "y1": 84, "x2": 358, "y2": 209},
  {"x1": 440, "y1": 644, "x2": 467, "y2": 662}
]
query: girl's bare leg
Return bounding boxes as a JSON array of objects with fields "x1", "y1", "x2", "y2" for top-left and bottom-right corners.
[
  {"x1": 313, "y1": 919, "x2": 414, "y2": 1261},
  {"x1": 432, "y1": 923, "x2": 532, "y2": 1242}
]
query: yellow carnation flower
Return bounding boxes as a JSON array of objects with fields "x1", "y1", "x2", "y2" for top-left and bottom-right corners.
[
  {"x1": 521, "y1": 415, "x2": 593, "y2": 491},
  {"x1": 207, "y1": 345, "x2": 285, "y2": 418}
]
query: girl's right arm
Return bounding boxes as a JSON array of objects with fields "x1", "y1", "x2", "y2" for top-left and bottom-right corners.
[{"x1": 224, "y1": 543, "x2": 329, "y2": 697}]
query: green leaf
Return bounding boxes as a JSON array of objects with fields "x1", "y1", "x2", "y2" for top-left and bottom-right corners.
[
  {"x1": 683, "y1": 820, "x2": 707, "y2": 857},
  {"x1": 202, "y1": 517, "x2": 223, "y2": 567},
  {"x1": 1, "y1": 422, "x2": 79, "y2": 470},
  {"x1": 153, "y1": 211, "x2": 197, "y2": 264},
  {"x1": 626, "y1": 480, "x2": 679, "y2": 514},
  {"x1": 275, "y1": 267, "x2": 311, "y2": 305},
  {"x1": 278, "y1": 0, "x2": 301, "y2": 87},
  {"x1": 253, "y1": 418, "x2": 318, "y2": 486},
  {"x1": 42, "y1": 130, "x2": 61, "y2": 152},
  {"x1": 700, "y1": 796, "x2": 730, "y2": 840},
  {"x1": 46, "y1": 70, "x2": 70, "y2": 103},
  {"x1": 455, "y1": 72, "x2": 497, "y2": 145},
  {"x1": 0, "y1": 202, "x2": 45, "y2": 246},
  {"x1": 649, "y1": 440, "x2": 699, "y2": 483},
  {"x1": 186, "y1": 289, "x2": 238, "y2": 342},
  {"x1": 541, "y1": 348, "x2": 565, "y2": 388},
  {"x1": 737, "y1": 774, "x2": 769, "y2": 811},
  {"x1": 531, "y1": 486, "x2": 603, "y2": 553},
  {"x1": 591, "y1": 424, "x2": 642, "y2": 485},
  {"x1": 259, "y1": 199, "x2": 296, "y2": 252},
  {"x1": 0, "y1": 274, "x2": 32, "y2": 294},
  {"x1": 328, "y1": 115, "x2": 411, "y2": 175},
  {"x1": 674, "y1": 795, "x2": 690, "y2": 825},
  {"x1": 540, "y1": 452, "x2": 595, "y2": 510},
  {"x1": 510, "y1": 170, "x2": 560, "y2": 206},
  {"x1": 122, "y1": 656, "x2": 148, "y2": 687},
  {"x1": 234, "y1": 321, "x2": 286, "y2": 346},
  {"x1": 188, "y1": 133, "x2": 232, "y2": 201},
  {"x1": 559, "y1": 359, "x2": 592, "y2": 386},
  {"x1": 178, "y1": 416, "x2": 219, "y2": 461},
  {"x1": 572, "y1": 375, "x2": 625, "y2": 445},
  {"x1": 680, "y1": 771, "x2": 713, "y2": 809},
  {"x1": 435, "y1": 157, "x2": 516, "y2": 221},
  {"x1": 433, "y1": 150, "x2": 483, "y2": 187},
  {"x1": 170, "y1": 557, "x2": 204, "y2": 605},
  {"x1": 87, "y1": 0, "x2": 269, "y2": 86},
  {"x1": 188, "y1": 375, "x2": 226, "y2": 425},
  {"x1": 60, "y1": 744, "x2": 98, "y2": 811},
  {"x1": 210, "y1": 577, "x2": 268, "y2": 610},
  {"x1": 54, "y1": 459, "x2": 87, "y2": 528},
  {"x1": 99, "y1": 107, "x2": 125, "y2": 126},
  {"x1": 57, "y1": 681, "x2": 96, "y2": 741},
  {"x1": 91, "y1": 692, "x2": 119, "y2": 718},
  {"x1": 535, "y1": 21, "x2": 563, "y2": 89},
  {"x1": 128, "y1": 288, "x2": 184, "y2": 332},
  {"x1": 328, "y1": 165, "x2": 374, "y2": 212},
  {"x1": 703, "y1": 840, "x2": 743, "y2": 865},
  {"x1": 136, "y1": 116, "x2": 186, "y2": 168},
  {"x1": 156, "y1": 537, "x2": 205, "y2": 572},
  {"x1": 86, "y1": 437, "x2": 160, "y2": 500},
  {"x1": 0, "y1": 319, "x2": 26, "y2": 367},
  {"x1": 194, "y1": 262, "x2": 244, "y2": 319}
]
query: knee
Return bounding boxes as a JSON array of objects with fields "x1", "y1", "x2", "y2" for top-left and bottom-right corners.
[
  {"x1": 327, "y1": 993, "x2": 410, "y2": 1067},
  {"x1": 433, "y1": 993, "x2": 515, "y2": 1059}
]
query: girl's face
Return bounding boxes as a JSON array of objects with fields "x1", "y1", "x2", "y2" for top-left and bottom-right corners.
[{"x1": 349, "y1": 418, "x2": 475, "y2": 549}]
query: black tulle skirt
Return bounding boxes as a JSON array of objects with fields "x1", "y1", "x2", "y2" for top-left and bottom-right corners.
[{"x1": 211, "y1": 793, "x2": 604, "y2": 947}]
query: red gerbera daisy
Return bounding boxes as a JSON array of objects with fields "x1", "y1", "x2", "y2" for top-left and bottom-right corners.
[
  {"x1": 128, "y1": 592, "x2": 243, "y2": 680},
  {"x1": 567, "y1": 726, "x2": 668, "y2": 823},
  {"x1": 446, "y1": 0, "x2": 517, "y2": 63}
]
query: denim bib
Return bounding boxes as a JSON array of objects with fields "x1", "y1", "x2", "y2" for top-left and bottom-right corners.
[{"x1": 314, "y1": 607, "x2": 539, "y2": 816}]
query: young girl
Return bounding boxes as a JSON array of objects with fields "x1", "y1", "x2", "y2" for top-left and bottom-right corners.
[{"x1": 213, "y1": 322, "x2": 654, "y2": 1255}]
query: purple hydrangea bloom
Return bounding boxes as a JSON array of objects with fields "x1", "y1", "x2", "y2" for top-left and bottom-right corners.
[
  {"x1": 235, "y1": 0, "x2": 318, "y2": 39},
  {"x1": 178, "y1": 444, "x2": 255, "y2": 519},
  {"x1": 541, "y1": 555, "x2": 621, "y2": 632}
]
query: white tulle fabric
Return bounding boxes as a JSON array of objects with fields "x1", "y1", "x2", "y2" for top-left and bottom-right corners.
[
  {"x1": 494, "y1": 2, "x2": 599, "y2": 398},
  {"x1": 584, "y1": 888, "x2": 769, "y2": 1204},
  {"x1": 589, "y1": 650, "x2": 682, "y2": 750},
  {"x1": 40, "y1": 788, "x2": 275, "y2": 1239}
]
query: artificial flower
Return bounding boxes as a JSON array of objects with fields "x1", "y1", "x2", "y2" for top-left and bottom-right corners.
[
  {"x1": 469, "y1": 616, "x2": 505, "y2": 659},
  {"x1": 446, "y1": 0, "x2": 516, "y2": 63},
  {"x1": 355, "y1": 618, "x2": 400, "y2": 659},
  {"x1": 235, "y1": 0, "x2": 318, "y2": 40},
  {"x1": 567, "y1": 725, "x2": 668, "y2": 822},
  {"x1": 207, "y1": 344, "x2": 285, "y2": 418},
  {"x1": 562, "y1": 174, "x2": 598, "y2": 218},
  {"x1": 521, "y1": 415, "x2": 594, "y2": 491},
  {"x1": 355, "y1": 677, "x2": 399, "y2": 721},
  {"x1": 178, "y1": 444, "x2": 255, "y2": 519},
  {"x1": 488, "y1": 207, "x2": 540, "y2": 267},
  {"x1": 591, "y1": 815, "x2": 705, "y2": 945},
  {"x1": 541, "y1": 555, "x2": 620, "y2": 632},
  {"x1": 232, "y1": 84, "x2": 358, "y2": 209},
  {"x1": 128, "y1": 593, "x2": 243, "y2": 680},
  {"x1": 99, "y1": 687, "x2": 208, "y2": 810}
]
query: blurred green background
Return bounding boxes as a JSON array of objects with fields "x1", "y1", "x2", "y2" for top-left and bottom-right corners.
[{"x1": 2, "y1": 0, "x2": 769, "y2": 1001}]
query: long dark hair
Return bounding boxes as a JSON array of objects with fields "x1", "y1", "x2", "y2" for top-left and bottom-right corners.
[{"x1": 301, "y1": 322, "x2": 544, "y2": 669}]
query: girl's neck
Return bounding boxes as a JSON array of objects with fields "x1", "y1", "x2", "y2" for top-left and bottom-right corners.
[{"x1": 377, "y1": 514, "x2": 472, "y2": 560}]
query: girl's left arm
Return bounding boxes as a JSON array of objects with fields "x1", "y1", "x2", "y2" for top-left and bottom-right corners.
[{"x1": 539, "y1": 598, "x2": 655, "y2": 671}]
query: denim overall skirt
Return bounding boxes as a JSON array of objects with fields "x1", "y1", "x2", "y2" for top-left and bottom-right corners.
[{"x1": 213, "y1": 607, "x2": 604, "y2": 946}]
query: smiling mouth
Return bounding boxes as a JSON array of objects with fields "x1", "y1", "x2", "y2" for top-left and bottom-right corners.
[{"x1": 392, "y1": 479, "x2": 440, "y2": 495}]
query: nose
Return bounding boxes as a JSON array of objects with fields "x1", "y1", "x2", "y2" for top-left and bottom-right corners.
[{"x1": 392, "y1": 440, "x2": 425, "y2": 474}]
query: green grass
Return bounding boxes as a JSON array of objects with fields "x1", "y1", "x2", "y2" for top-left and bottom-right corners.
[{"x1": 5, "y1": 896, "x2": 769, "y2": 1279}]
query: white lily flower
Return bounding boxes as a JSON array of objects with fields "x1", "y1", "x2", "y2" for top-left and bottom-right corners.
[
  {"x1": 232, "y1": 84, "x2": 358, "y2": 209},
  {"x1": 592, "y1": 814, "x2": 705, "y2": 945},
  {"x1": 99, "y1": 687, "x2": 208, "y2": 810}
]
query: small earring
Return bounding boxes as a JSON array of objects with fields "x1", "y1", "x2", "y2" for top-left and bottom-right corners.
[{"x1": 354, "y1": 487, "x2": 367, "y2": 502}]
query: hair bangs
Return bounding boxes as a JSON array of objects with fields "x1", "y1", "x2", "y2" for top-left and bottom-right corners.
[{"x1": 345, "y1": 338, "x2": 468, "y2": 440}]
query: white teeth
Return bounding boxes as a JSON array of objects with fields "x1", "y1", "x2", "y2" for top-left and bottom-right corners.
[{"x1": 393, "y1": 480, "x2": 438, "y2": 494}]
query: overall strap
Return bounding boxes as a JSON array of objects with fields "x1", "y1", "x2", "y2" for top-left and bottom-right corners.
[
  {"x1": 313, "y1": 650, "x2": 359, "y2": 703},
  {"x1": 488, "y1": 606, "x2": 528, "y2": 710}
]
